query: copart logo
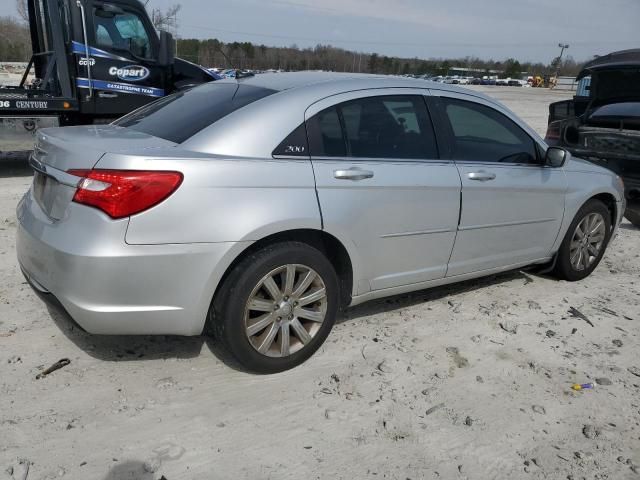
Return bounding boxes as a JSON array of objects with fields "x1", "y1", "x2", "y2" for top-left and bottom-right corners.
[{"x1": 108, "y1": 65, "x2": 149, "y2": 82}]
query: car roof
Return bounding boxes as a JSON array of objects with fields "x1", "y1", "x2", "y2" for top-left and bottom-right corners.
[
  {"x1": 217, "y1": 71, "x2": 494, "y2": 101},
  {"x1": 182, "y1": 71, "x2": 521, "y2": 158}
]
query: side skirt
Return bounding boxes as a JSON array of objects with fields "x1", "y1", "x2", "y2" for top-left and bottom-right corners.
[{"x1": 349, "y1": 257, "x2": 552, "y2": 307}]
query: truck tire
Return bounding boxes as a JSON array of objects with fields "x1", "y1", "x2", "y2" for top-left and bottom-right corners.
[{"x1": 624, "y1": 203, "x2": 640, "y2": 228}]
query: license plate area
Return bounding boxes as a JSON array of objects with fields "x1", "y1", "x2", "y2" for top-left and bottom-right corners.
[{"x1": 33, "y1": 171, "x2": 72, "y2": 220}]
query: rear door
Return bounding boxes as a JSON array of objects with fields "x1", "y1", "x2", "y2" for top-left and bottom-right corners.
[
  {"x1": 74, "y1": 2, "x2": 166, "y2": 115},
  {"x1": 432, "y1": 92, "x2": 567, "y2": 276},
  {"x1": 306, "y1": 89, "x2": 461, "y2": 294}
]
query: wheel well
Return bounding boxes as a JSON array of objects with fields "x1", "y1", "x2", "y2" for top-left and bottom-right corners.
[
  {"x1": 591, "y1": 193, "x2": 617, "y2": 229},
  {"x1": 215, "y1": 229, "x2": 353, "y2": 309}
]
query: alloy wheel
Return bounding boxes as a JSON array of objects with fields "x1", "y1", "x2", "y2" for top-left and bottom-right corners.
[
  {"x1": 244, "y1": 264, "x2": 328, "y2": 357},
  {"x1": 569, "y1": 212, "x2": 606, "y2": 271}
]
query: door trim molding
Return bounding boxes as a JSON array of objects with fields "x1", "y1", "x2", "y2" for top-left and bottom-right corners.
[
  {"x1": 459, "y1": 217, "x2": 556, "y2": 231},
  {"x1": 380, "y1": 227, "x2": 456, "y2": 238}
]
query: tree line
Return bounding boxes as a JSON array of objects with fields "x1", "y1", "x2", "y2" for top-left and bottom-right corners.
[
  {"x1": 0, "y1": 13, "x2": 583, "y2": 77},
  {"x1": 0, "y1": 16, "x2": 31, "y2": 62},
  {"x1": 176, "y1": 38, "x2": 583, "y2": 77}
]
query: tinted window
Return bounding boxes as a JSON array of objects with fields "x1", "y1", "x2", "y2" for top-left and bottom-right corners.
[
  {"x1": 306, "y1": 106, "x2": 346, "y2": 156},
  {"x1": 307, "y1": 95, "x2": 438, "y2": 159},
  {"x1": 94, "y1": 10, "x2": 152, "y2": 58},
  {"x1": 114, "y1": 83, "x2": 276, "y2": 143},
  {"x1": 442, "y1": 98, "x2": 539, "y2": 164}
]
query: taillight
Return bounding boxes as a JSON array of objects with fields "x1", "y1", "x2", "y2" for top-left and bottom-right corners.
[
  {"x1": 67, "y1": 169, "x2": 183, "y2": 219},
  {"x1": 545, "y1": 121, "x2": 562, "y2": 142}
]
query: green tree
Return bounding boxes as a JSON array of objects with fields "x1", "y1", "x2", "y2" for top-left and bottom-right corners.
[
  {"x1": 368, "y1": 53, "x2": 379, "y2": 73},
  {"x1": 504, "y1": 58, "x2": 522, "y2": 78}
]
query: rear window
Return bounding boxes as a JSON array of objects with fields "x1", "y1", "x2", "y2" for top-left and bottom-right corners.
[{"x1": 114, "y1": 82, "x2": 276, "y2": 143}]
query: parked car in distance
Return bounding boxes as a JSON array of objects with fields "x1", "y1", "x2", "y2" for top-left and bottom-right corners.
[
  {"x1": 546, "y1": 49, "x2": 640, "y2": 226},
  {"x1": 17, "y1": 73, "x2": 625, "y2": 373}
]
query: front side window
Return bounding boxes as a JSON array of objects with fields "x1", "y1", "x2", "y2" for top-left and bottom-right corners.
[
  {"x1": 441, "y1": 97, "x2": 539, "y2": 164},
  {"x1": 94, "y1": 10, "x2": 152, "y2": 59},
  {"x1": 307, "y1": 95, "x2": 438, "y2": 159}
]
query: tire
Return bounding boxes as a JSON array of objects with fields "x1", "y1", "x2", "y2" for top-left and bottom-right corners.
[
  {"x1": 624, "y1": 204, "x2": 640, "y2": 228},
  {"x1": 553, "y1": 199, "x2": 611, "y2": 281},
  {"x1": 209, "y1": 241, "x2": 339, "y2": 374}
]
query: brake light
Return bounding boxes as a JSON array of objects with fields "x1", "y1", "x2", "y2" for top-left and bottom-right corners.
[{"x1": 67, "y1": 169, "x2": 183, "y2": 219}]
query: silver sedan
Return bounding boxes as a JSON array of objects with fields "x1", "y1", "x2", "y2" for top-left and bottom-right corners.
[{"x1": 16, "y1": 73, "x2": 625, "y2": 372}]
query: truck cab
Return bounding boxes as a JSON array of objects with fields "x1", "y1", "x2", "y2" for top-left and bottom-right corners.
[{"x1": 0, "y1": 0, "x2": 218, "y2": 151}]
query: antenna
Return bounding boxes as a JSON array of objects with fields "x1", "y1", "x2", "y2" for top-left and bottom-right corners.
[{"x1": 215, "y1": 46, "x2": 237, "y2": 72}]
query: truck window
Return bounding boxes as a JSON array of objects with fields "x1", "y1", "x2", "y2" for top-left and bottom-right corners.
[
  {"x1": 94, "y1": 10, "x2": 152, "y2": 59},
  {"x1": 113, "y1": 82, "x2": 277, "y2": 143},
  {"x1": 576, "y1": 76, "x2": 591, "y2": 98}
]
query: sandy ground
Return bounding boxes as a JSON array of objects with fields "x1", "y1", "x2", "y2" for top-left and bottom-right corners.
[{"x1": 1, "y1": 86, "x2": 639, "y2": 480}]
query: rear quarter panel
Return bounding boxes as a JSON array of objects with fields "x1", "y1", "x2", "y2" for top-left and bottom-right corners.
[{"x1": 94, "y1": 153, "x2": 322, "y2": 244}]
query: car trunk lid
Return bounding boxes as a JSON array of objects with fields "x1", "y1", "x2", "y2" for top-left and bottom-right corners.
[{"x1": 29, "y1": 125, "x2": 176, "y2": 220}]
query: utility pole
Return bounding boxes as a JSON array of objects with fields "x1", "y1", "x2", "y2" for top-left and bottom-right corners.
[{"x1": 556, "y1": 43, "x2": 569, "y2": 76}]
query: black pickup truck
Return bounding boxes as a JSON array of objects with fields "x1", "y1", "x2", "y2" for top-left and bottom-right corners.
[{"x1": 546, "y1": 49, "x2": 640, "y2": 227}]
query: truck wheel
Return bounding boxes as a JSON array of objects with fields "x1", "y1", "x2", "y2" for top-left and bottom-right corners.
[
  {"x1": 209, "y1": 242, "x2": 339, "y2": 374},
  {"x1": 553, "y1": 199, "x2": 611, "y2": 281},
  {"x1": 624, "y1": 204, "x2": 640, "y2": 228}
]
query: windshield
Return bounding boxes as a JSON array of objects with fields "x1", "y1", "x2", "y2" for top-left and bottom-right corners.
[{"x1": 114, "y1": 83, "x2": 277, "y2": 143}]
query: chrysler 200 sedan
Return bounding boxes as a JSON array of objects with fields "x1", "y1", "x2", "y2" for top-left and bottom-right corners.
[{"x1": 17, "y1": 73, "x2": 625, "y2": 373}]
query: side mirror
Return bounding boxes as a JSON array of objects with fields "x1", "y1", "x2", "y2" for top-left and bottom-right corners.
[
  {"x1": 158, "y1": 31, "x2": 175, "y2": 67},
  {"x1": 545, "y1": 147, "x2": 568, "y2": 167}
]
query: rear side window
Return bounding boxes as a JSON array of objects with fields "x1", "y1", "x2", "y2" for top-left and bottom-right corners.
[
  {"x1": 114, "y1": 83, "x2": 276, "y2": 143},
  {"x1": 306, "y1": 106, "x2": 346, "y2": 156},
  {"x1": 441, "y1": 98, "x2": 539, "y2": 164},
  {"x1": 307, "y1": 95, "x2": 438, "y2": 159}
]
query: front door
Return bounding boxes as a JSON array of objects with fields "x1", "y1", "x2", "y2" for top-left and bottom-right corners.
[
  {"x1": 306, "y1": 90, "x2": 461, "y2": 294},
  {"x1": 433, "y1": 93, "x2": 567, "y2": 276},
  {"x1": 74, "y1": 2, "x2": 166, "y2": 116}
]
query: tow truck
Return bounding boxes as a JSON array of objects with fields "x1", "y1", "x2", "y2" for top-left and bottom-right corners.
[{"x1": 0, "y1": 0, "x2": 218, "y2": 152}]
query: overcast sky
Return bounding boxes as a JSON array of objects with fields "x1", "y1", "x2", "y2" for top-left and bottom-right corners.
[{"x1": 2, "y1": 0, "x2": 637, "y2": 63}]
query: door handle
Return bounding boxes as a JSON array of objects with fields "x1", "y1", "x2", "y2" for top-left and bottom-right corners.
[
  {"x1": 98, "y1": 92, "x2": 118, "y2": 99},
  {"x1": 333, "y1": 167, "x2": 374, "y2": 181},
  {"x1": 467, "y1": 171, "x2": 496, "y2": 182}
]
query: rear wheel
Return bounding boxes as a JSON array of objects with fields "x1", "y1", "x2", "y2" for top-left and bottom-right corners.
[
  {"x1": 210, "y1": 242, "x2": 339, "y2": 373},
  {"x1": 553, "y1": 199, "x2": 611, "y2": 281}
]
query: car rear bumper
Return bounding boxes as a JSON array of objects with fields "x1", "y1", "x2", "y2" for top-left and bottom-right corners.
[{"x1": 16, "y1": 190, "x2": 243, "y2": 336}]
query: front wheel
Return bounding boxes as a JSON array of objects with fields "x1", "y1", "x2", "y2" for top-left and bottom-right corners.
[
  {"x1": 209, "y1": 242, "x2": 339, "y2": 374},
  {"x1": 553, "y1": 199, "x2": 611, "y2": 281}
]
